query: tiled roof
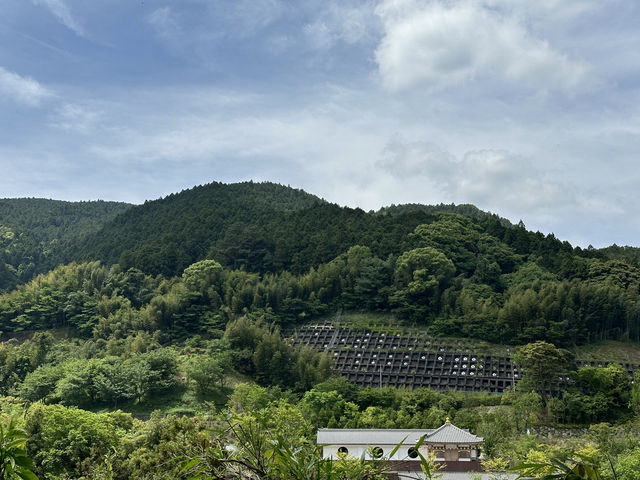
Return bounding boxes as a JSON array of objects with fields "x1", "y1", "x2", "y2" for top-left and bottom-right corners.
[
  {"x1": 423, "y1": 423, "x2": 483, "y2": 444},
  {"x1": 317, "y1": 429, "x2": 434, "y2": 446},
  {"x1": 317, "y1": 422, "x2": 482, "y2": 446}
]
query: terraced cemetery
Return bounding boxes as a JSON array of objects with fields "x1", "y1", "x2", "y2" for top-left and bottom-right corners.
[{"x1": 289, "y1": 316, "x2": 640, "y2": 393}]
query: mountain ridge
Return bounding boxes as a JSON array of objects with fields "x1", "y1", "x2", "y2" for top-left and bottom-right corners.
[{"x1": 3, "y1": 180, "x2": 639, "y2": 289}]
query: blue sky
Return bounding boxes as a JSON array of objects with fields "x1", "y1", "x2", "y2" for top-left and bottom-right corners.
[{"x1": 1, "y1": 0, "x2": 640, "y2": 248}]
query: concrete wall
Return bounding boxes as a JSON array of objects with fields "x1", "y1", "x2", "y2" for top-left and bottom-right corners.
[{"x1": 323, "y1": 443, "x2": 429, "y2": 461}]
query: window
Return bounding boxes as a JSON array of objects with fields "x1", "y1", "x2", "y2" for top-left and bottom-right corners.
[
  {"x1": 458, "y1": 450, "x2": 471, "y2": 461},
  {"x1": 337, "y1": 446, "x2": 348, "y2": 456},
  {"x1": 407, "y1": 447, "x2": 418, "y2": 459},
  {"x1": 371, "y1": 447, "x2": 384, "y2": 459}
]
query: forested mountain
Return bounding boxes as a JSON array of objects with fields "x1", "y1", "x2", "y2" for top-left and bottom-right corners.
[
  {"x1": 66, "y1": 181, "x2": 527, "y2": 280},
  {"x1": 2, "y1": 181, "x2": 640, "y2": 480},
  {"x1": 593, "y1": 244, "x2": 640, "y2": 268},
  {"x1": 3, "y1": 181, "x2": 639, "y2": 347},
  {"x1": 68, "y1": 181, "x2": 439, "y2": 277},
  {"x1": 376, "y1": 202, "x2": 505, "y2": 222},
  {"x1": 0, "y1": 198, "x2": 131, "y2": 292}
]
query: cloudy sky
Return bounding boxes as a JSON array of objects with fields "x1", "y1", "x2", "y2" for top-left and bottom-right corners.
[{"x1": 1, "y1": 0, "x2": 639, "y2": 247}]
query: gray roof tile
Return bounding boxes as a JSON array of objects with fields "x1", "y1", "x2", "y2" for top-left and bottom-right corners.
[
  {"x1": 424, "y1": 423, "x2": 483, "y2": 444},
  {"x1": 317, "y1": 429, "x2": 434, "y2": 446},
  {"x1": 317, "y1": 422, "x2": 483, "y2": 446}
]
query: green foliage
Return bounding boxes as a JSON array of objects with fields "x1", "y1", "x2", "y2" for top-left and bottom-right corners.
[
  {"x1": 514, "y1": 341, "x2": 572, "y2": 397},
  {"x1": 0, "y1": 418, "x2": 38, "y2": 480},
  {"x1": 0, "y1": 199, "x2": 130, "y2": 292},
  {"x1": 611, "y1": 447, "x2": 640, "y2": 480},
  {"x1": 502, "y1": 390, "x2": 543, "y2": 432},
  {"x1": 575, "y1": 364, "x2": 631, "y2": 420},
  {"x1": 391, "y1": 246, "x2": 455, "y2": 320},
  {"x1": 24, "y1": 404, "x2": 132, "y2": 479},
  {"x1": 123, "y1": 413, "x2": 209, "y2": 480},
  {"x1": 179, "y1": 411, "x2": 389, "y2": 480},
  {"x1": 630, "y1": 372, "x2": 640, "y2": 417},
  {"x1": 18, "y1": 364, "x2": 64, "y2": 403},
  {"x1": 6, "y1": 183, "x2": 640, "y2": 478},
  {"x1": 224, "y1": 317, "x2": 331, "y2": 390},
  {"x1": 512, "y1": 453, "x2": 604, "y2": 479},
  {"x1": 185, "y1": 352, "x2": 232, "y2": 395},
  {"x1": 300, "y1": 390, "x2": 359, "y2": 429},
  {"x1": 3, "y1": 182, "x2": 640, "y2": 349}
]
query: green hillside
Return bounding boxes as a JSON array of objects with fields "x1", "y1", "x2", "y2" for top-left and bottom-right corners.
[
  {"x1": 67, "y1": 181, "x2": 438, "y2": 277},
  {"x1": 67, "y1": 181, "x2": 539, "y2": 281},
  {"x1": 1, "y1": 182, "x2": 640, "y2": 479},
  {"x1": 2, "y1": 182, "x2": 640, "y2": 348},
  {"x1": 0, "y1": 198, "x2": 131, "y2": 292}
]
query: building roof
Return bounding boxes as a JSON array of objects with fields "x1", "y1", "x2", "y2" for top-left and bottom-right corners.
[
  {"x1": 424, "y1": 420, "x2": 483, "y2": 444},
  {"x1": 317, "y1": 429, "x2": 434, "y2": 446},
  {"x1": 317, "y1": 420, "x2": 483, "y2": 446}
]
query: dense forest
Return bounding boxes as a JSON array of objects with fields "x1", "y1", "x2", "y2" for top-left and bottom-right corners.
[
  {"x1": 1, "y1": 181, "x2": 640, "y2": 479},
  {"x1": 2, "y1": 181, "x2": 640, "y2": 345},
  {"x1": 0, "y1": 199, "x2": 130, "y2": 292}
]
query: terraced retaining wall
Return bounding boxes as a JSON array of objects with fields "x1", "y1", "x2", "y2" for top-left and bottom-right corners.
[{"x1": 290, "y1": 323, "x2": 640, "y2": 393}]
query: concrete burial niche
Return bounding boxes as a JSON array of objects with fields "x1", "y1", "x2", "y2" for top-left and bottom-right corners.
[{"x1": 291, "y1": 323, "x2": 639, "y2": 394}]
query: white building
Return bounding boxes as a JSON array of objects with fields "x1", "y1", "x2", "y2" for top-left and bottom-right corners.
[{"x1": 317, "y1": 418, "x2": 485, "y2": 479}]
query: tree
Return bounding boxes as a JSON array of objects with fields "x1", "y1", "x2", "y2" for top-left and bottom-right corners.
[
  {"x1": 92, "y1": 357, "x2": 138, "y2": 407},
  {"x1": 18, "y1": 364, "x2": 64, "y2": 403},
  {"x1": 502, "y1": 389, "x2": 542, "y2": 432},
  {"x1": 511, "y1": 452, "x2": 604, "y2": 480},
  {"x1": 185, "y1": 353, "x2": 231, "y2": 395},
  {"x1": 630, "y1": 371, "x2": 640, "y2": 417},
  {"x1": 513, "y1": 341, "x2": 571, "y2": 399},
  {"x1": 25, "y1": 404, "x2": 132, "y2": 478},
  {"x1": 391, "y1": 247, "x2": 455, "y2": 320},
  {"x1": 140, "y1": 347, "x2": 179, "y2": 394},
  {"x1": 55, "y1": 359, "x2": 100, "y2": 407},
  {"x1": 576, "y1": 364, "x2": 631, "y2": 421},
  {"x1": 300, "y1": 390, "x2": 359, "y2": 429},
  {"x1": 0, "y1": 419, "x2": 38, "y2": 480},
  {"x1": 179, "y1": 411, "x2": 389, "y2": 480}
]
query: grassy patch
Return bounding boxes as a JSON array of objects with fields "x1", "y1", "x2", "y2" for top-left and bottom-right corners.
[{"x1": 572, "y1": 340, "x2": 640, "y2": 364}]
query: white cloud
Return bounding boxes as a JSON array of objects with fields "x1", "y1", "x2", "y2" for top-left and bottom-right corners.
[
  {"x1": 32, "y1": 0, "x2": 85, "y2": 37},
  {"x1": 49, "y1": 103, "x2": 101, "y2": 134},
  {"x1": 0, "y1": 66, "x2": 51, "y2": 106},
  {"x1": 375, "y1": 0, "x2": 589, "y2": 93},
  {"x1": 147, "y1": 0, "x2": 284, "y2": 49},
  {"x1": 378, "y1": 136, "x2": 456, "y2": 179},
  {"x1": 483, "y1": 0, "x2": 598, "y2": 24},
  {"x1": 304, "y1": 3, "x2": 377, "y2": 49},
  {"x1": 376, "y1": 136, "x2": 572, "y2": 214},
  {"x1": 457, "y1": 150, "x2": 571, "y2": 210}
]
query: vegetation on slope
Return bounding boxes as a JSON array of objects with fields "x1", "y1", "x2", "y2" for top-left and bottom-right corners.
[
  {"x1": 0, "y1": 198, "x2": 131, "y2": 292},
  {"x1": 1, "y1": 182, "x2": 640, "y2": 478},
  {"x1": 67, "y1": 182, "x2": 524, "y2": 278}
]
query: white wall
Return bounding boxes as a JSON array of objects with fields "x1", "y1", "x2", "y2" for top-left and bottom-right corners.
[{"x1": 323, "y1": 443, "x2": 429, "y2": 461}]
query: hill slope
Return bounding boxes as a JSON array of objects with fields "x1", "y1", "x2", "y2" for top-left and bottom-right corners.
[
  {"x1": 68, "y1": 181, "x2": 538, "y2": 279},
  {"x1": 3, "y1": 181, "x2": 640, "y2": 348},
  {"x1": 0, "y1": 198, "x2": 131, "y2": 291},
  {"x1": 68, "y1": 181, "x2": 438, "y2": 277}
]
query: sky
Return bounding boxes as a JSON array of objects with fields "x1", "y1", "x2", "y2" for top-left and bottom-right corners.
[{"x1": 1, "y1": 0, "x2": 639, "y2": 248}]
